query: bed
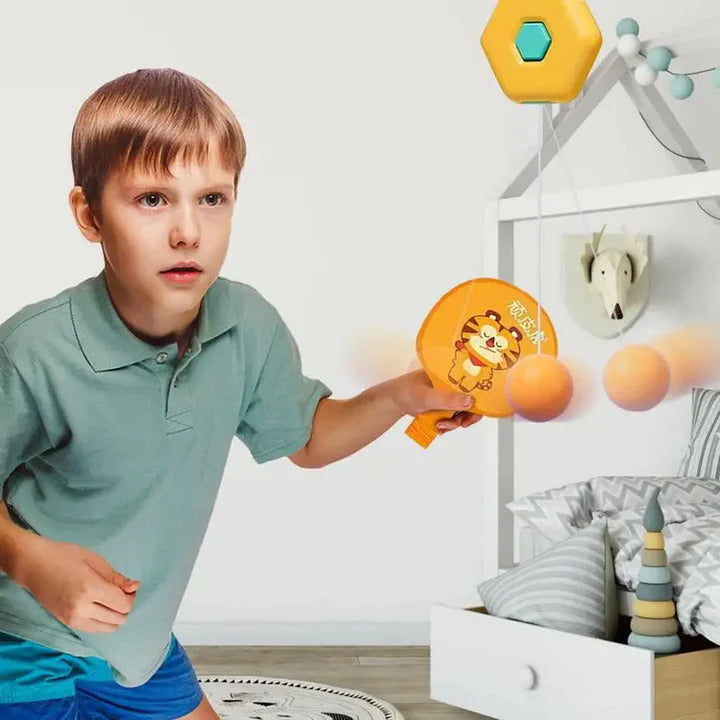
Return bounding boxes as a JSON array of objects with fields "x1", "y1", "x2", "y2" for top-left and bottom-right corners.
[{"x1": 508, "y1": 473, "x2": 720, "y2": 641}]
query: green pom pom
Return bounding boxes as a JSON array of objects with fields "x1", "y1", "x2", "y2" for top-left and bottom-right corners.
[
  {"x1": 713, "y1": 67, "x2": 720, "y2": 89},
  {"x1": 647, "y1": 47, "x2": 673, "y2": 72},
  {"x1": 671, "y1": 75, "x2": 694, "y2": 99},
  {"x1": 616, "y1": 18, "x2": 640, "y2": 37},
  {"x1": 643, "y1": 487, "x2": 664, "y2": 532}
]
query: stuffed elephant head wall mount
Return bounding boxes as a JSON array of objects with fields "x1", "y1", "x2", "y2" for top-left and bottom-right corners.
[
  {"x1": 580, "y1": 225, "x2": 649, "y2": 321},
  {"x1": 562, "y1": 228, "x2": 651, "y2": 339}
]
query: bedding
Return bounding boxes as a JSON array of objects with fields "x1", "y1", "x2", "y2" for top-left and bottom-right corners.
[
  {"x1": 678, "y1": 387, "x2": 720, "y2": 479},
  {"x1": 507, "y1": 475, "x2": 720, "y2": 544},
  {"x1": 477, "y1": 521, "x2": 617, "y2": 640},
  {"x1": 509, "y1": 477, "x2": 720, "y2": 644}
]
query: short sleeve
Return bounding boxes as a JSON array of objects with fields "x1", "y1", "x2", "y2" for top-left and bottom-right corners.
[
  {"x1": 0, "y1": 343, "x2": 51, "y2": 491},
  {"x1": 236, "y1": 315, "x2": 332, "y2": 464}
]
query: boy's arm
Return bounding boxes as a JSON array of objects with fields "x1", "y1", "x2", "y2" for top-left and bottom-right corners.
[
  {"x1": 0, "y1": 500, "x2": 34, "y2": 582},
  {"x1": 0, "y1": 343, "x2": 52, "y2": 581},
  {"x1": 289, "y1": 369, "x2": 479, "y2": 469}
]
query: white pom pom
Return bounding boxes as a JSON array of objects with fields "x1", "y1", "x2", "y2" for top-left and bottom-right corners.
[
  {"x1": 634, "y1": 62, "x2": 658, "y2": 86},
  {"x1": 617, "y1": 34, "x2": 641, "y2": 58}
]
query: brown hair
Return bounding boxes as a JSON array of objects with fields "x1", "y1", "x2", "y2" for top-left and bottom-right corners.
[{"x1": 71, "y1": 68, "x2": 246, "y2": 222}]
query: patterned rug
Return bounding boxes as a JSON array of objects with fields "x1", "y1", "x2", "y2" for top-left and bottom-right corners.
[{"x1": 198, "y1": 676, "x2": 405, "y2": 720}]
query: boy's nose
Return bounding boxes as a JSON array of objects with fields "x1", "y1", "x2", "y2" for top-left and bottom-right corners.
[{"x1": 169, "y1": 226, "x2": 200, "y2": 248}]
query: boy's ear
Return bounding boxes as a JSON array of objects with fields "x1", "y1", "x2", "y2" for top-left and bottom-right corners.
[{"x1": 68, "y1": 186, "x2": 102, "y2": 244}]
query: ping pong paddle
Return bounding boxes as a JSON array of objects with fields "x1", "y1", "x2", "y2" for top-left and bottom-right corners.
[{"x1": 405, "y1": 278, "x2": 558, "y2": 447}]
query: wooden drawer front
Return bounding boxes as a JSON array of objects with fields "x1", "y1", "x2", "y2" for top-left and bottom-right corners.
[
  {"x1": 655, "y1": 648, "x2": 720, "y2": 720},
  {"x1": 430, "y1": 605, "x2": 654, "y2": 720}
]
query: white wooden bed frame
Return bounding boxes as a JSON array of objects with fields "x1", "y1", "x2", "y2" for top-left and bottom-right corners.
[{"x1": 480, "y1": 17, "x2": 720, "y2": 592}]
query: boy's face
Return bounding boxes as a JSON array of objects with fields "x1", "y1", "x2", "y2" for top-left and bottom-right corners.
[{"x1": 71, "y1": 136, "x2": 236, "y2": 338}]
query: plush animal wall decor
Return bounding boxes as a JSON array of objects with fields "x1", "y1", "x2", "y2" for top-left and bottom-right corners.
[{"x1": 562, "y1": 228, "x2": 651, "y2": 338}]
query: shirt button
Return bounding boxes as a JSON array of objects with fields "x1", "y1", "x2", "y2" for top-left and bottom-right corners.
[{"x1": 156, "y1": 352, "x2": 168, "y2": 364}]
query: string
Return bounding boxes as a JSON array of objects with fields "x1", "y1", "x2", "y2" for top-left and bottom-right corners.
[
  {"x1": 448, "y1": 279, "x2": 478, "y2": 357},
  {"x1": 450, "y1": 102, "x2": 543, "y2": 360},
  {"x1": 542, "y1": 103, "x2": 628, "y2": 343},
  {"x1": 536, "y1": 104, "x2": 543, "y2": 354},
  {"x1": 633, "y1": 49, "x2": 719, "y2": 221},
  {"x1": 637, "y1": 50, "x2": 717, "y2": 77},
  {"x1": 636, "y1": 110, "x2": 720, "y2": 222}
]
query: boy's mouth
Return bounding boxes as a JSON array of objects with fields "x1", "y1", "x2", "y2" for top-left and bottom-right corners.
[
  {"x1": 160, "y1": 261, "x2": 203, "y2": 273},
  {"x1": 160, "y1": 262, "x2": 203, "y2": 284}
]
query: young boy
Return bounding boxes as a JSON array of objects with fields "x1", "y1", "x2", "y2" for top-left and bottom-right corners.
[{"x1": 0, "y1": 68, "x2": 479, "y2": 719}]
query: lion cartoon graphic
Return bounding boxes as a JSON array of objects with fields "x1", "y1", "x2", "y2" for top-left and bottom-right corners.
[{"x1": 448, "y1": 310, "x2": 523, "y2": 393}]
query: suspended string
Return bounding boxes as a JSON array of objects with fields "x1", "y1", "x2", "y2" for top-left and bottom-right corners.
[
  {"x1": 542, "y1": 103, "x2": 629, "y2": 343},
  {"x1": 536, "y1": 104, "x2": 543, "y2": 354},
  {"x1": 448, "y1": 278, "x2": 478, "y2": 358},
  {"x1": 449, "y1": 95, "x2": 625, "y2": 359},
  {"x1": 451, "y1": 102, "x2": 545, "y2": 352},
  {"x1": 543, "y1": 103, "x2": 592, "y2": 236}
]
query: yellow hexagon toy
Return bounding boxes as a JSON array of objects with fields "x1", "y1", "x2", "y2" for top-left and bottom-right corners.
[{"x1": 481, "y1": 0, "x2": 602, "y2": 104}]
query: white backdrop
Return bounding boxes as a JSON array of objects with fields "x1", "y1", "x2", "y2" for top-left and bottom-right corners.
[{"x1": 1, "y1": 1, "x2": 718, "y2": 644}]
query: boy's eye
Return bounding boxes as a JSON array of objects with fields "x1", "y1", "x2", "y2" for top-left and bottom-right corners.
[
  {"x1": 203, "y1": 193, "x2": 226, "y2": 207},
  {"x1": 137, "y1": 193, "x2": 227, "y2": 208},
  {"x1": 139, "y1": 193, "x2": 164, "y2": 208}
]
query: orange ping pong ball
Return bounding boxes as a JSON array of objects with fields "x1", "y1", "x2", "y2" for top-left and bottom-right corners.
[
  {"x1": 604, "y1": 344, "x2": 670, "y2": 411},
  {"x1": 505, "y1": 354, "x2": 574, "y2": 422},
  {"x1": 650, "y1": 326, "x2": 720, "y2": 396}
]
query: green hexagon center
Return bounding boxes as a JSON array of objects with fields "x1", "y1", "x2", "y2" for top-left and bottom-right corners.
[{"x1": 515, "y1": 22, "x2": 552, "y2": 62}]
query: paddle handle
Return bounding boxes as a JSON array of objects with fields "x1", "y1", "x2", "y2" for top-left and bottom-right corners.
[{"x1": 405, "y1": 410, "x2": 456, "y2": 449}]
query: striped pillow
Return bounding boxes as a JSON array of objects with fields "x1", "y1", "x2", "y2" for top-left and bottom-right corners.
[
  {"x1": 477, "y1": 522, "x2": 618, "y2": 640},
  {"x1": 678, "y1": 388, "x2": 720, "y2": 479}
]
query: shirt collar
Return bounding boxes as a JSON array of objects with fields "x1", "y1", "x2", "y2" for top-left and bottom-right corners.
[{"x1": 70, "y1": 271, "x2": 237, "y2": 372}]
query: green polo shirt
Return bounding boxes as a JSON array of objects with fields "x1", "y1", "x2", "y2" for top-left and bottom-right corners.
[{"x1": 0, "y1": 270, "x2": 331, "y2": 687}]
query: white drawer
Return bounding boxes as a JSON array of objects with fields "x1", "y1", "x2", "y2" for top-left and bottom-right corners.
[{"x1": 431, "y1": 604, "x2": 653, "y2": 720}]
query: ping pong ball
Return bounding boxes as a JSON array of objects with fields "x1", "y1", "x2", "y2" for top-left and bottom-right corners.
[
  {"x1": 349, "y1": 326, "x2": 413, "y2": 384},
  {"x1": 604, "y1": 344, "x2": 670, "y2": 411},
  {"x1": 651, "y1": 326, "x2": 720, "y2": 396},
  {"x1": 505, "y1": 354, "x2": 574, "y2": 422}
]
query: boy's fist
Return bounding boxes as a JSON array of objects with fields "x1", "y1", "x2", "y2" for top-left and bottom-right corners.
[
  {"x1": 13, "y1": 534, "x2": 140, "y2": 633},
  {"x1": 390, "y1": 369, "x2": 482, "y2": 432}
]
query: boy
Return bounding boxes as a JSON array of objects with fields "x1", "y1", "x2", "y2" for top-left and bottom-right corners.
[{"x1": 0, "y1": 68, "x2": 479, "y2": 719}]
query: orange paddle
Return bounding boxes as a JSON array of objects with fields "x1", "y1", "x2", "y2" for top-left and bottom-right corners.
[{"x1": 406, "y1": 278, "x2": 558, "y2": 448}]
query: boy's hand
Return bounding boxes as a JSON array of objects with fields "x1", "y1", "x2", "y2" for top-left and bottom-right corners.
[
  {"x1": 391, "y1": 370, "x2": 482, "y2": 433},
  {"x1": 14, "y1": 534, "x2": 140, "y2": 633}
]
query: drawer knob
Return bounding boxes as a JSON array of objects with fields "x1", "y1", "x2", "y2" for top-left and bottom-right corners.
[{"x1": 518, "y1": 664, "x2": 537, "y2": 691}]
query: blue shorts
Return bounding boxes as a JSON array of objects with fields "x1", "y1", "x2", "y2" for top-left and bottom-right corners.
[{"x1": 0, "y1": 630, "x2": 203, "y2": 718}]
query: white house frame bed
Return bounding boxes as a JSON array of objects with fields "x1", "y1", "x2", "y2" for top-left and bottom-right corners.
[
  {"x1": 480, "y1": 23, "x2": 720, "y2": 601},
  {"x1": 428, "y1": 18, "x2": 720, "y2": 720}
]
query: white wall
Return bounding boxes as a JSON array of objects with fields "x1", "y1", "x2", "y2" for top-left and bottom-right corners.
[{"x1": 1, "y1": 1, "x2": 718, "y2": 644}]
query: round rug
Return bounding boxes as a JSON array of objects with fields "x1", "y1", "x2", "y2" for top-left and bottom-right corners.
[{"x1": 198, "y1": 675, "x2": 405, "y2": 720}]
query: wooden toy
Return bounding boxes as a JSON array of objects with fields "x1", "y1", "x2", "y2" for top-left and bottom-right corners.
[{"x1": 628, "y1": 487, "x2": 680, "y2": 654}]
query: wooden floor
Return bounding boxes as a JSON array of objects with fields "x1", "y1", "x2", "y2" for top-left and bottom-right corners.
[{"x1": 186, "y1": 645, "x2": 486, "y2": 720}]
